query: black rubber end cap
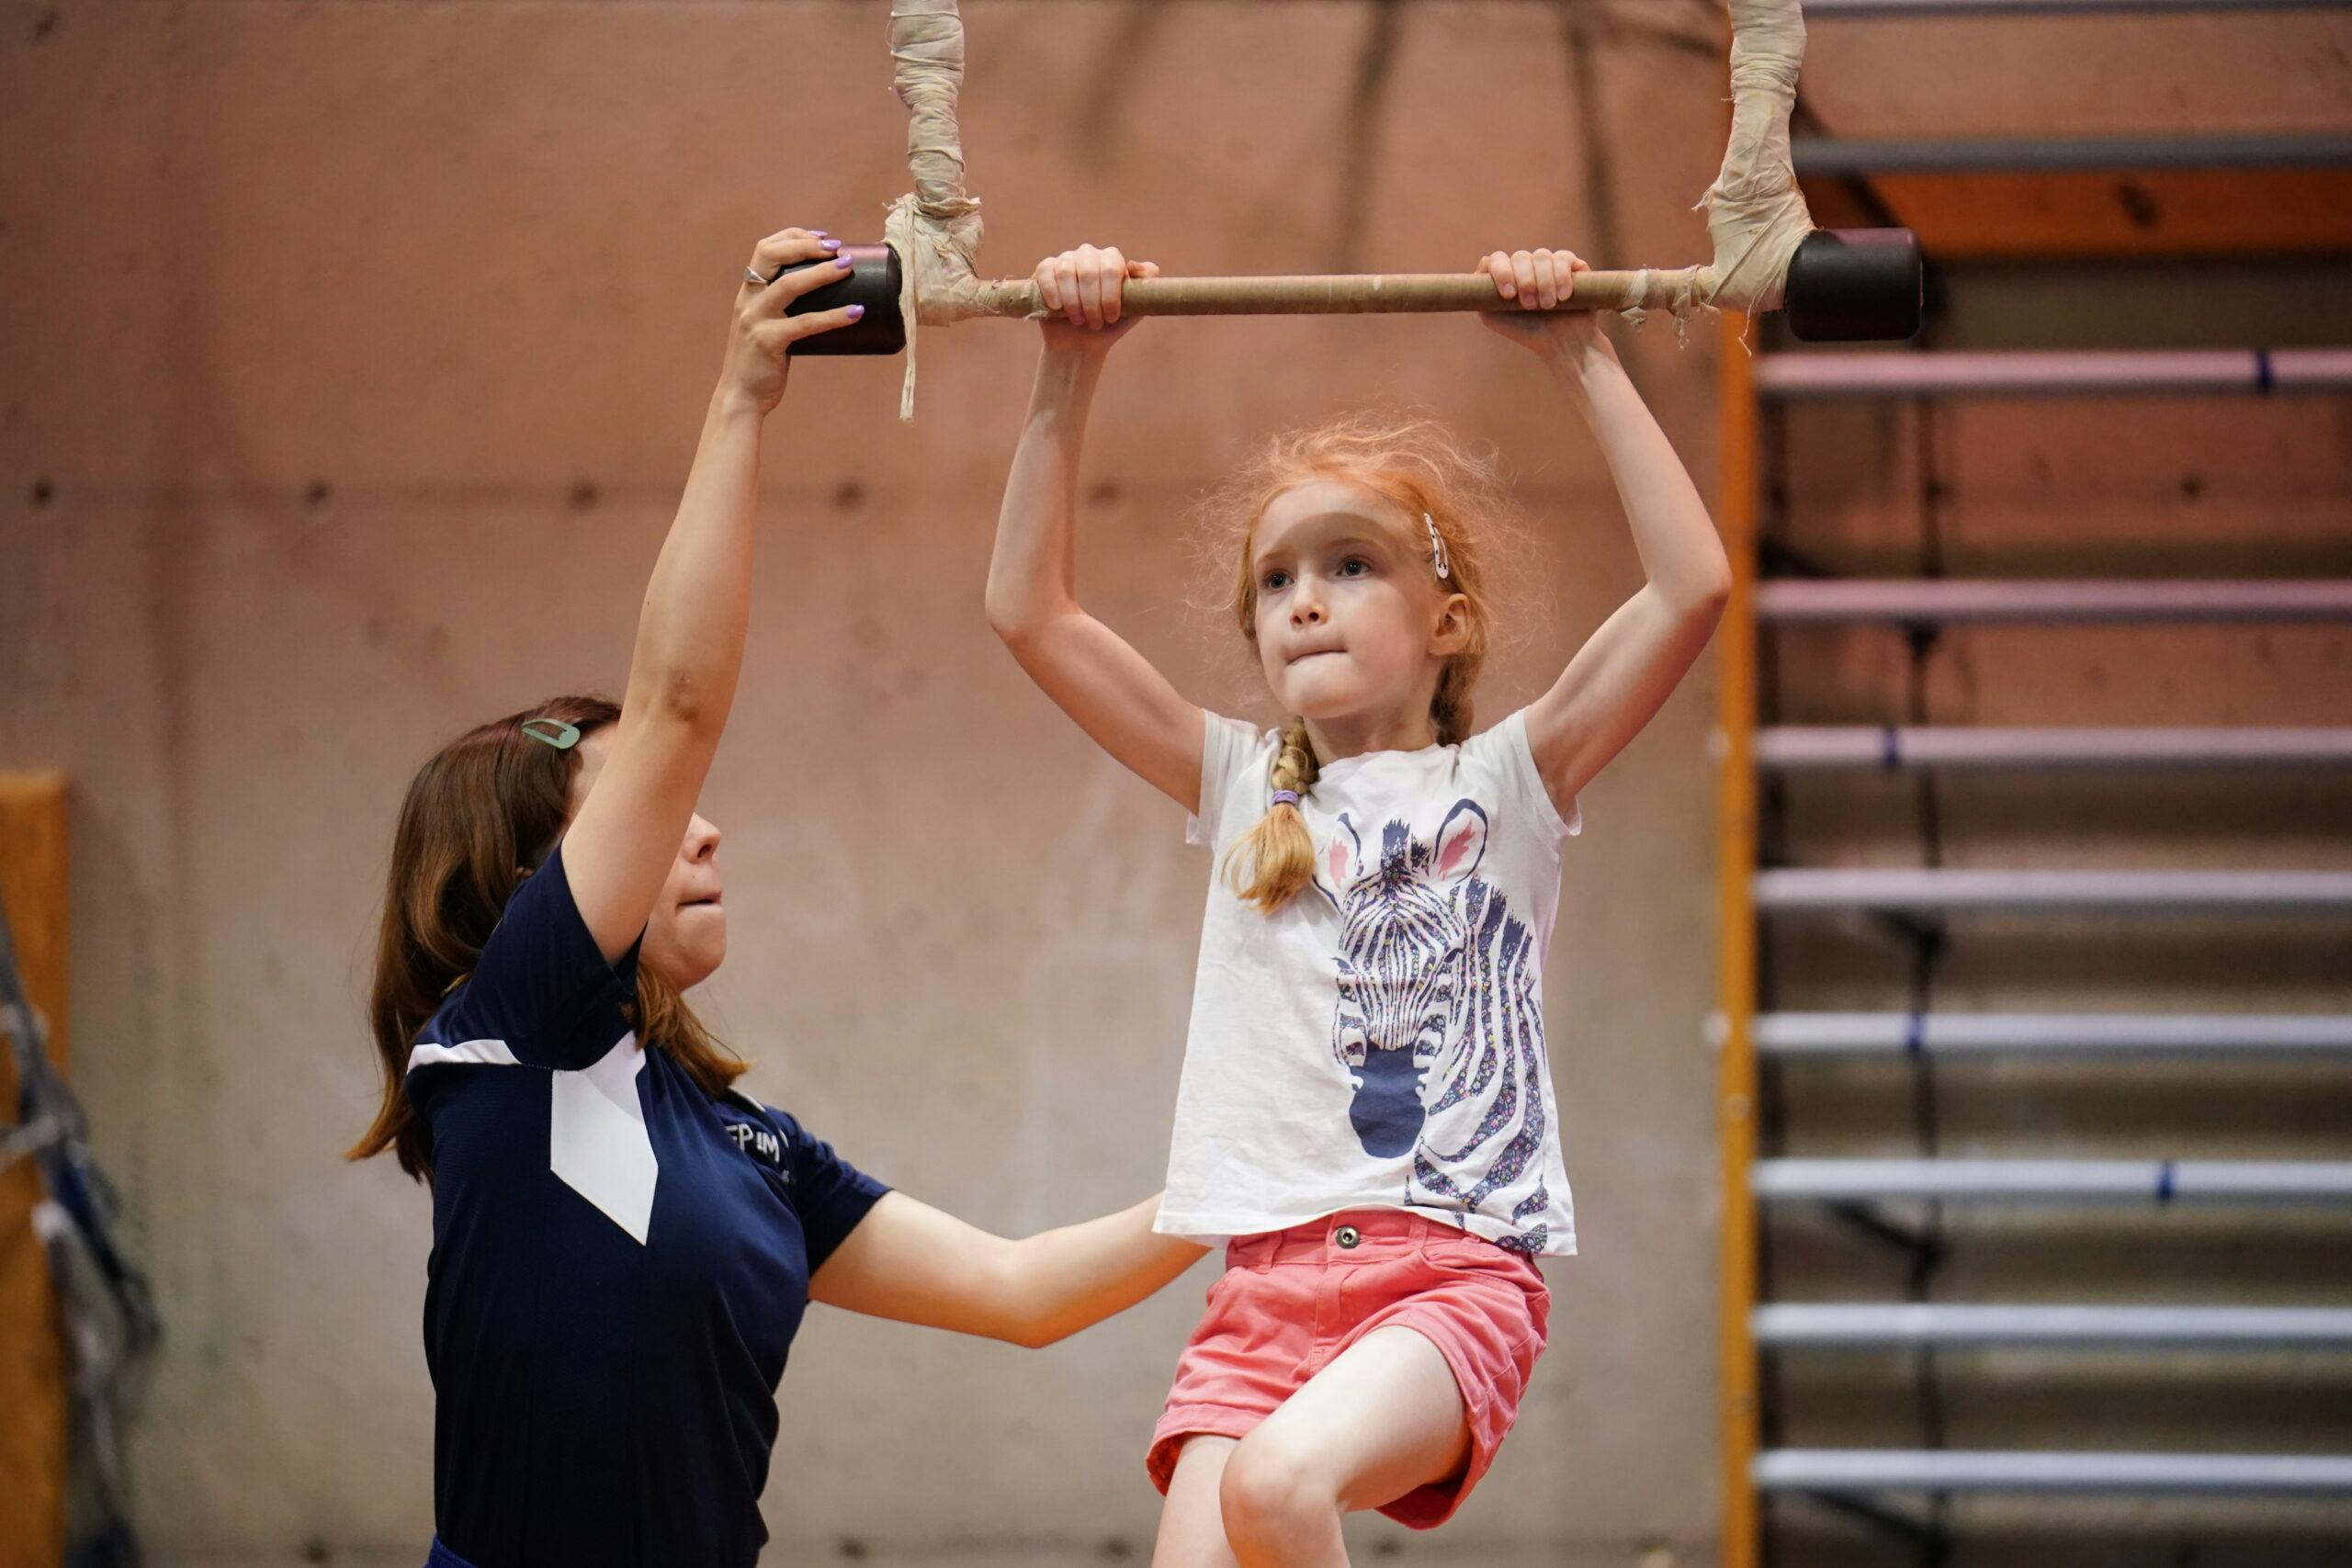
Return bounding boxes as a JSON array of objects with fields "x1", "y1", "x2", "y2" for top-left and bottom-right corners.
[
  {"x1": 1784, "y1": 228, "x2": 1922, "y2": 344},
  {"x1": 780, "y1": 243, "x2": 906, "y2": 356}
]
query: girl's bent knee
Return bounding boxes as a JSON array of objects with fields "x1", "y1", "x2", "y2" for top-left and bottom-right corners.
[{"x1": 1218, "y1": 1431, "x2": 1338, "y2": 1544}]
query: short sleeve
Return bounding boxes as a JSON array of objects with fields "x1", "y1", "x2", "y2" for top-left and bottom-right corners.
[
  {"x1": 1464, "y1": 708, "x2": 1581, "y2": 846},
  {"x1": 773, "y1": 1109, "x2": 889, "y2": 1272},
  {"x1": 1185, "y1": 711, "x2": 1270, "y2": 849},
  {"x1": 417, "y1": 845, "x2": 644, "y2": 1075}
]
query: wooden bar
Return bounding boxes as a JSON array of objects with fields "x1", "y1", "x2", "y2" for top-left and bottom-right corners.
[
  {"x1": 1756, "y1": 349, "x2": 2352, "y2": 400},
  {"x1": 1754, "y1": 1010, "x2": 2352, "y2": 1057},
  {"x1": 1754, "y1": 1303, "x2": 2352, "y2": 1349},
  {"x1": 1713, "y1": 311, "x2": 1764, "y2": 1568},
  {"x1": 1805, "y1": 170, "x2": 2352, "y2": 262},
  {"x1": 0, "y1": 773, "x2": 68, "y2": 1568},
  {"x1": 1753, "y1": 867, "x2": 2352, "y2": 913},
  {"x1": 1755, "y1": 1157, "x2": 2352, "y2": 1203},
  {"x1": 961, "y1": 268, "x2": 1668, "y2": 319},
  {"x1": 1755, "y1": 578, "x2": 2352, "y2": 624},
  {"x1": 1793, "y1": 131, "x2": 2352, "y2": 176},
  {"x1": 1755, "y1": 726, "x2": 2352, "y2": 771},
  {"x1": 1756, "y1": 1449, "x2": 2352, "y2": 1494},
  {"x1": 1806, "y1": 0, "x2": 2352, "y2": 13}
]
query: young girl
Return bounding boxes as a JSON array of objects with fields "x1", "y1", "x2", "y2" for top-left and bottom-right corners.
[{"x1": 988, "y1": 243, "x2": 1730, "y2": 1566}]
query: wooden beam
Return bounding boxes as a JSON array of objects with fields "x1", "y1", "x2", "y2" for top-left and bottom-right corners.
[
  {"x1": 0, "y1": 773, "x2": 68, "y2": 1568},
  {"x1": 1801, "y1": 169, "x2": 2352, "y2": 259},
  {"x1": 1714, "y1": 314, "x2": 1764, "y2": 1568}
]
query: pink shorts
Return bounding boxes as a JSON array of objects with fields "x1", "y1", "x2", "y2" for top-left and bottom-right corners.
[{"x1": 1147, "y1": 1208, "x2": 1551, "y2": 1529}]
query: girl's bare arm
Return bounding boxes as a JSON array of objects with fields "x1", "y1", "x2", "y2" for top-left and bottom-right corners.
[
  {"x1": 985, "y1": 245, "x2": 1206, "y2": 812},
  {"x1": 1480, "y1": 249, "x2": 1732, "y2": 812}
]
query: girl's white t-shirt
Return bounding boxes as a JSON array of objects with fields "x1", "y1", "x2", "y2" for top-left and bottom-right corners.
[{"x1": 1154, "y1": 708, "x2": 1582, "y2": 1257}]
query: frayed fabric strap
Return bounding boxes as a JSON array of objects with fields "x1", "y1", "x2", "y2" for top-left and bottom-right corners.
[
  {"x1": 1692, "y1": 0, "x2": 1817, "y2": 332},
  {"x1": 886, "y1": 1, "x2": 989, "y2": 420}
]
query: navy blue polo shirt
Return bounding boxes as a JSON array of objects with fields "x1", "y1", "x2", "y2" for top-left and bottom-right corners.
[{"x1": 405, "y1": 846, "x2": 887, "y2": 1568}]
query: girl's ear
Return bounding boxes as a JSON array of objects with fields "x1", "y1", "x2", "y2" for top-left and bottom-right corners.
[{"x1": 1430, "y1": 592, "x2": 1473, "y2": 656}]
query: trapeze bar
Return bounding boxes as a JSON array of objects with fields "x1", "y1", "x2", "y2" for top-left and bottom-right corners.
[
  {"x1": 1756, "y1": 348, "x2": 2352, "y2": 398},
  {"x1": 979, "y1": 271, "x2": 1663, "y2": 318},
  {"x1": 869, "y1": 0, "x2": 1923, "y2": 417},
  {"x1": 1755, "y1": 726, "x2": 2352, "y2": 770},
  {"x1": 1753, "y1": 1303, "x2": 2352, "y2": 1349},
  {"x1": 1753, "y1": 1157, "x2": 2352, "y2": 1203},
  {"x1": 1805, "y1": 0, "x2": 2352, "y2": 17},
  {"x1": 1754, "y1": 1449, "x2": 2352, "y2": 1495},
  {"x1": 1755, "y1": 579, "x2": 2352, "y2": 623},
  {"x1": 1753, "y1": 867, "x2": 2352, "y2": 913},
  {"x1": 1752, "y1": 1011, "x2": 2352, "y2": 1056},
  {"x1": 1793, "y1": 131, "x2": 2352, "y2": 176}
]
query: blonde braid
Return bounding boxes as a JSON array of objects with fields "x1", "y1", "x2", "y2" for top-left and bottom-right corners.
[
  {"x1": 1225, "y1": 717, "x2": 1322, "y2": 913},
  {"x1": 1430, "y1": 660, "x2": 1476, "y2": 747}
]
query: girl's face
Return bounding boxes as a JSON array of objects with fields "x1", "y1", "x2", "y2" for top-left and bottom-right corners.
[
  {"x1": 1249, "y1": 478, "x2": 1465, "y2": 728},
  {"x1": 564, "y1": 730, "x2": 729, "y2": 988}
]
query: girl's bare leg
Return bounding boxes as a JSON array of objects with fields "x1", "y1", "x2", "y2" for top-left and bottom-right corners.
[
  {"x1": 1217, "y1": 1327, "x2": 1472, "y2": 1568},
  {"x1": 1153, "y1": 1435, "x2": 1241, "y2": 1568}
]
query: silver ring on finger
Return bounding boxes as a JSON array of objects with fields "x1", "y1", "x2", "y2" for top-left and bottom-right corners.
[{"x1": 744, "y1": 265, "x2": 771, "y2": 288}]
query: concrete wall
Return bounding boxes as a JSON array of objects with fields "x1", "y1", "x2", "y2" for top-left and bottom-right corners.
[
  {"x1": 4, "y1": 4, "x2": 1726, "y2": 1563},
  {"x1": 3, "y1": 4, "x2": 2346, "y2": 1567}
]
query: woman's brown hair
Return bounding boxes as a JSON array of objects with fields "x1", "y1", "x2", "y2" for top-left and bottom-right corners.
[
  {"x1": 349, "y1": 694, "x2": 747, "y2": 1180},
  {"x1": 1205, "y1": 413, "x2": 1522, "y2": 914}
]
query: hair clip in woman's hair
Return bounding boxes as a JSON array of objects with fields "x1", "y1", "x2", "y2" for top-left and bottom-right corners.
[
  {"x1": 520, "y1": 717, "x2": 582, "y2": 751},
  {"x1": 1424, "y1": 513, "x2": 1452, "y2": 581}
]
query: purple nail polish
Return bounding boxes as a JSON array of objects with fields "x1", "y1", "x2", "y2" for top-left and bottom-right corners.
[
  {"x1": 820, "y1": 238, "x2": 842, "y2": 251},
  {"x1": 834, "y1": 254, "x2": 855, "y2": 268},
  {"x1": 846, "y1": 304, "x2": 865, "y2": 320}
]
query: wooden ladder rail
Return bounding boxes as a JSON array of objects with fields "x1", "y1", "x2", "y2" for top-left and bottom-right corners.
[{"x1": 0, "y1": 773, "x2": 70, "y2": 1568}]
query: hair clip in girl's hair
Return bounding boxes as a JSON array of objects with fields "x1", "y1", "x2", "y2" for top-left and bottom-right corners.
[
  {"x1": 1424, "y1": 513, "x2": 1452, "y2": 581},
  {"x1": 520, "y1": 717, "x2": 582, "y2": 751}
]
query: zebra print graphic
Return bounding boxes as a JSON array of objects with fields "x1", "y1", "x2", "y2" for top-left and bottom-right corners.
[{"x1": 1319, "y1": 798, "x2": 1551, "y2": 1254}]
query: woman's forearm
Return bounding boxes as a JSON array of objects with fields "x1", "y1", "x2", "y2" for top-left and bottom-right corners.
[
  {"x1": 1003, "y1": 1193, "x2": 1208, "y2": 1348},
  {"x1": 619, "y1": 385, "x2": 766, "y2": 732},
  {"x1": 1552, "y1": 346, "x2": 1731, "y2": 612},
  {"x1": 809, "y1": 1190, "x2": 1202, "y2": 1348},
  {"x1": 985, "y1": 348, "x2": 1106, "y2": 641}
]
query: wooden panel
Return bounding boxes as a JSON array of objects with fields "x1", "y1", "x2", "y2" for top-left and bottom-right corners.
[
  {"x1": 1802, "y1": 169, "x2": 2352, "y2": 259},
  {"x1": 0, "y1": 773, "x2": 68, "y2": 1568}
]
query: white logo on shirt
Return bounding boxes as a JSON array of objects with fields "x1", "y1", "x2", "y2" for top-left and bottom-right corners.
[{"x1": 728, "y1": 1122, "x2": 784, "y2": 1169}]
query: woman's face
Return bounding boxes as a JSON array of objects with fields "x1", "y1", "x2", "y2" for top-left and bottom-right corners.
[{"x1": 564, "y1": 729, "x2": 728, "y2": 989}]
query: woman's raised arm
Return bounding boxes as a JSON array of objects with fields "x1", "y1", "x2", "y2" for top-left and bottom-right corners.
[{"x1": 563, "y1": 227, "x2": 865, "y2": 960}]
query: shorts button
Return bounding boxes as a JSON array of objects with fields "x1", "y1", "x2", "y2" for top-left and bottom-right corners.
[{"x1": 1334, "y1": 1224, "x2": 1361, "y2": 1249}]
